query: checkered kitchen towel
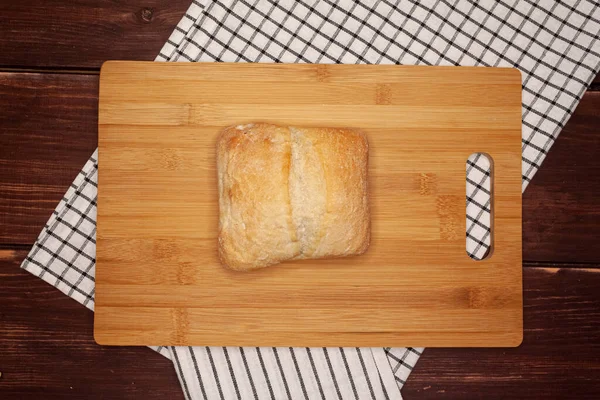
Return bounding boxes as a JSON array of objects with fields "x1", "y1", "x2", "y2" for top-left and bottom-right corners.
[{"x1": 22, "y1": 0, "x2": 599, "y2": 399}]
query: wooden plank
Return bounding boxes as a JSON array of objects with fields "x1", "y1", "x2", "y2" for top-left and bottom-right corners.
[
  {"x1": 0, "y1": 72, "x2": 98, "y2": 245},
  {"x1": 0, "y1": 1, "x2": 190, "y2": 69},
  {"x1": 95, "y1": 62, "x2": 523, "y2": 347},
  {"x1": 403, "y1": 266, "x2": 600, "y2": 399},
  {"x1": 0, "y1": 249, "x2": 183, "y2": 400},
  {"x1": 523, "y1": 91, "x2": 600, "y2": 264}
]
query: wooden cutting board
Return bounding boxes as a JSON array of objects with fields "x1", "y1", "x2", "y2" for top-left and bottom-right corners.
[{"x1": 95, "y1": 61, "x2": 522, "y2": 347}]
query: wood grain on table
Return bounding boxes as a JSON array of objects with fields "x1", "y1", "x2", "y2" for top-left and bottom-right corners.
[
  {"x1": 0, "y1": 1, "x2": 599, "y2": 398},
  {"x1": 0, "y1": 1, "x2": 191, "y2": 69},
  {"x1": 0, "y1": 249, "x2": 183, "y2": 400}
]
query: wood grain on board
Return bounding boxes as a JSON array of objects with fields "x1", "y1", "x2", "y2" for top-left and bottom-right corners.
[{"x1": 95, "y1": 62, "x2": 523, "y2": 347}]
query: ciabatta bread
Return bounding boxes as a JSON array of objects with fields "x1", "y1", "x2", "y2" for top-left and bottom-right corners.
[{"x1": 217, "y1": 123, "x2": 369, "y2": 271}]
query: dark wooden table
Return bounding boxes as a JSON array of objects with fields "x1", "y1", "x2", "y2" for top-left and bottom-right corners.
[{"x1": 1, "y1": 2, "x2": 599, "y2": 399}]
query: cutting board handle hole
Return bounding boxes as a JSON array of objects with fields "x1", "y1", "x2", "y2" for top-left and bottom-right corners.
[{"x1": 466, "y1": 153, "x2": 493, "y2": 261}]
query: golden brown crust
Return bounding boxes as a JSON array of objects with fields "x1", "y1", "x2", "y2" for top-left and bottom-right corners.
[
  {"x1": 217, "y1": 123, "x2": 369, "y2": 271},
  {"x1": 290, "y1": 127, "x2": 370, "y2": 259},
  {"x1": 217, "y1": 123, "x2": 300, "y2": 271}
]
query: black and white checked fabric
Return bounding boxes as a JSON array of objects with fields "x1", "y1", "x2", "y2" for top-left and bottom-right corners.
[
  {"x1": 171, "y1": 346, "x2": 404, "y2": 400},
  {"x1": 21, "y1": 0, "x2": 600, "y2": 399}
]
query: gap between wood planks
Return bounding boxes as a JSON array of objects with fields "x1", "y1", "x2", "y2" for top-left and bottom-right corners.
[{"x1": 0, "y1": 65, "x2": 100, "y2": 75}]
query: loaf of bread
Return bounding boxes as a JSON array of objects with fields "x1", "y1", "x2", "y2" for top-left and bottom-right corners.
[{"x1": 217, "y1": 123, "x2": 369, "y2": 271}]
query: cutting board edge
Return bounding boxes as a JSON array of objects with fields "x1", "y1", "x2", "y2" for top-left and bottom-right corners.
[{"x1": 95, "y1": 61, "x2": 523, "y2": 348}]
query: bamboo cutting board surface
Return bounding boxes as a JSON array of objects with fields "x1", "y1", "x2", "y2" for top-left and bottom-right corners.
[{"x1": 95, "y1": 61, "x2": 522, "y2": 347}]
